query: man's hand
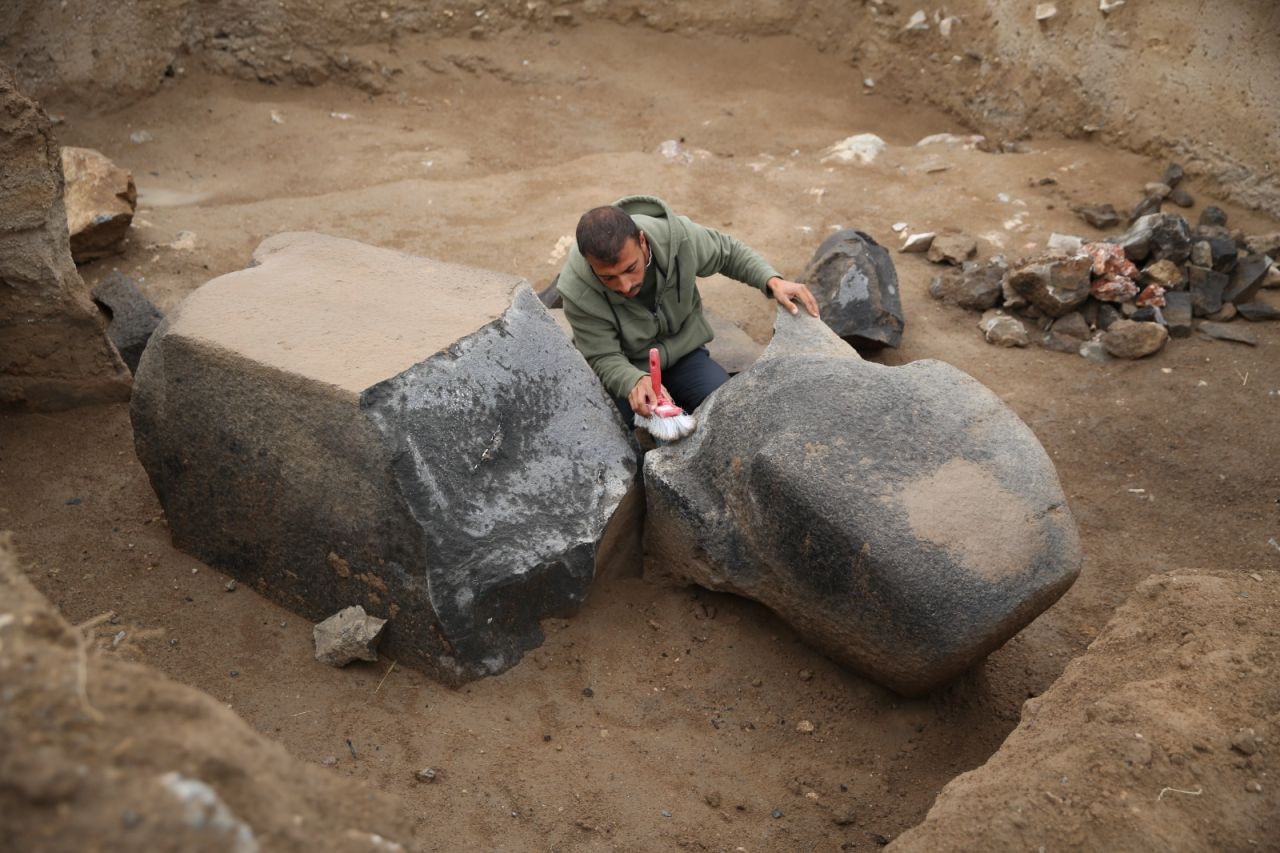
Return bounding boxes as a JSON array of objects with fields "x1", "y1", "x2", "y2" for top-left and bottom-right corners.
[
  {"x1": 628, "y1": 375, "x2": 670, "y2": 416},
  {"x1": 768, "y1": 277, "x2": 821, "y2": 317}
]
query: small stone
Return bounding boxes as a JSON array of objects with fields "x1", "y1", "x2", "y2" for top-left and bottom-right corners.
[
  {"x1": 1079, "y1": 339, "x2": 1110, "y2": 363},
  {"x1": 1040, "y1": 331, "x2": 1081, "y2": 354},
  {"x1": 1034, "y1": 3, "x2": 1057, "y2": 21},
  {"x1": 121, "y1": 810, "x2": 143, "y2": 829},
  {"x1": 1236, "y1": 302, "x2": 1280, "y2": 321},
  {"x1": 751, "y1": 676, "x2": 763, "y2": 687},
  {"x1": 1135, "y1": 284, "x2": 1166, "y2": 308},
  {"x1": 705, "y1": 791, "x2": 722, "y2": 808},
  {"x1": 1130, "y1": 307, "x2": 1161, "y2": 323},
  {"x1": 1046, "y1": 233, "x2": 1083, "y2": 254},
  {"x1": 927, "y1": 232, "x2": 977, "y2": 265},
  {"x1": 1242, "y1": 232, "x2": 1280, "y2": 256},
  {"x1": 1169, "y1": 188, "x2": 1194, "y2": 208},
  {"x1": 900, "y1": 232, "x2": 936, "y2": 253},
  {"x1": 1191, "y1": 241, "x2": 1213, "y2": 268},
  {"x1": 415, "y1": 767, "x2": 438, "y2": 782},
  {"x1": 661, "y1": 809, "x2": 672, "y2": 818},
  {"x1": 224, "y1": 579, "x2": 237, "y2": 592},
  {"x1": 1205, "y1": 304, "x2": 1237, "y2": 322},
  {"x1": 799, "y1": 669, "x2": 814, "y2": 681},
  {"x1": 771, "y1": 808, "x2": 783, "y2": 819},
  {"x1": 1074, "y1": 204, "x2": 1121, "y2": 230},
  {"x1": 1051, "y1": 311, "x2": 1090, "y2": 340},
  {"x1": 1231, "y1": 729, "x2": 1259, "y2": 756},
  {"x1": 872, "y1": 833, "x2": 891, "y2": 846},
  {"x1": 1245, "y1": 781, "x2": 1263, "y2": 794},
  {"x1": 542, "y1": 734, "x2": 552, "y2": 742},
  {"x1": 833, "y1": 809, "x2": 857, "y2": 826},
  {"x1": 322, "y1": 756, "x2": 338, "y2": 766},
  {"x1": 1198, "y1": 206, "x2": 1228, "y2": 227},
  {"x1": 928, "y1": 258, "x2": 1005, "y2": 311},
  {"x1": 979, "y1": 311, "x2": 1029, "y2": 347},
  {"x1": 1140, "y1": 259, "x2": 1184, "y2": 290},
  {"x1": 313, "y1": 605, "x2": 386, "y2": 667},
  {"x1": 581, "y1": 686, "x2": 594, "y2": 697},
  {"x1": 1164, "y1": 292, "x2": 1192, "y2": 338},
  {"x1": 1197, "y1": 321, "x2": 1257, "y2": 346},
  {"x1": 1265, "y1": 264, "x2": 1280, "y2": 290},
  {"x1": 796, "y1": 720, "x2": 816, "y2": 733},
  {"x1": 1160, "y1": 163, "x2": 1185, "y2": 188},
  {"x1": 1130, "y1": 195, "x2": 1162, "y2": 222},
  {"x1": 1143, "y1": 182, "x2": 1172, "y2": 200},
  {"x1": 1096, "y1": 303, "x2": 1122, "y2": 330},
  {"x1": 1102, "y1": 320, "x2": 1168, "y2": 359},
  {"x1": 65, "y1": 497, "x2": 82, "y2": 506}
]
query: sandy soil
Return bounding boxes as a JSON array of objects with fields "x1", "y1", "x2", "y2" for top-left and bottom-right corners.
[{"x1": 3, "y1": 22, "x2": 1279, "y2": 850}]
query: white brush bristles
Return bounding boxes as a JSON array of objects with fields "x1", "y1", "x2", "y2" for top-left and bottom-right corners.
[{"x1": 635, "y1": 411, "x2": 697, "y2": 442}]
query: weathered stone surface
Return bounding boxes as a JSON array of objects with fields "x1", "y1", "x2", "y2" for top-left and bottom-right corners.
[
  {"x1": 1160, "y1": 162, "x2": 1185, "y2": 188},
  {"x1": 0, "y1": 65, "x2": 131, "y2": 410},
  {"x1": 928, "y1": 258, "x2": 1005, "y2": 311},
  {"x1": 1112, "y1": 213, "x2": 1192, "y2": 264},
  {"x1": 1236, "y1": 302, "x2": 1280, "y2": 321},
  {"x1": 131, "y1": 232, "x2": 637, "y2": 685},
  {"x1": 1169, "y1": 187, "x2": 1194, "y2": 208},
  {"x1": 1140, "y1": 258, "x2": 1184, "y2": 290},
  {"x1": 61, "y1": 146, "x2": 136, "y2": 263},
  {"x1": 1163, "y1": 291, "x2": 1192, "y2": 338},
  {"x1": 1039, "y1": 331, "x2": 1080, "y2": 354},
  {"x1": 1187, "y1": 265, "x2": 1228, "y2": 316},
  {"x1": 1102, "y1": 319, "x2": 1168, "y2": 359},
  {"x1": 1197, "y1": 321, "x2": 1257, "y2": 346},
  {"x1": 1190, "y1": 240, "x2": 1212, "y2": 268},
  {"x1": 91, "y1": 271, "x2": 163, "y2": 373},
  {"x1": 799, "y1": 229, "x2": 904, "y2": 350},
  {"x1": 979, "y1": 311, "x2": 1028, "y2": 347},
  {"x1": 926, "y1": 232, "x2": 977, "y2": 266},
  {"x1": 643, "y1": 309, "x2": 1081, "y2": 696},
  {"x1": 1223, "y1": 254, "x2": 1272, "y2": 305},
  {"x1": 1008, "y1": 254, "x2": 1091, "y2": 317},
  {"x1": 1073, "y1": 203, "x2": 1121, "y2": 230},
  {"x1": 314, "y1": 605, "x2": 386, "y2": 666}
]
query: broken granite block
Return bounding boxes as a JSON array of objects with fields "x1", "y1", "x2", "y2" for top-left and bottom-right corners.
[
  {"x1": 131, "y1": 232, "x2": 637, "y2": 685},
  {"x1": 1008, "y1": 254, "x2": 1092, "y2": 317},
  {"x1": 800, "y1": 228, "x2": 904, "y2": 350},
  {"x1": 314, "y1": 605, "x2": 386, "y2": 666},
  {"x1": 91, "y1": 271, "x2": 163, "y2": 373},
  {"x1": 643, "y1": 309, "x2": 1081, "y2": 696}
]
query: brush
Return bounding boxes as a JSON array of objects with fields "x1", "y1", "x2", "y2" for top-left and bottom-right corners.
[{"x1": 633, "y1": 348, "x2": 697, "y2": 442}]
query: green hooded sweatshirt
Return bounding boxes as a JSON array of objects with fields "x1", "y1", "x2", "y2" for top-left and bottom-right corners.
[{"x1": 558, "y1": 195, "x2": 780, "y2": 398}]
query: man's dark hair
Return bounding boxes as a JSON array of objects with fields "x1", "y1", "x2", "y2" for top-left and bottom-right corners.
[{"x1": 576, "y1": 205, "x2": 640, "y2": 265}]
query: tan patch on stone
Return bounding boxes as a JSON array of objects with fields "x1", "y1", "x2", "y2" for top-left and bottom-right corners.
[
  {"x1": 898, "y1": 458, "x2": 1041, "y2": 581},
  {"x1": 357, "y1": 571, "x2": 388, "y2": 594}
]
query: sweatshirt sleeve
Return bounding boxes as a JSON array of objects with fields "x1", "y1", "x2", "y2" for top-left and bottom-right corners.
[
  {"x1": 679, "y1": 215, "x2": 781, "y2": 293},
  {"x1": 562, "y1": 294, "x2": 647, "y2": 399}
]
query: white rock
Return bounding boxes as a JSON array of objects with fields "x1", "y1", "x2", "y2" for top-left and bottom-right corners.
[
  {"x1": 939, "y1": 15, "x2": 960, "y2": 37},
  {"x1": 821, "y1": 133, "x2": 886, "y2": 165},
  {"x1": 892, "y1": 222, "x2": 909, "y2": 233},
  {"x1": 314, "y1": 605, "x2": 387, "y2": 667},
  {"x1": 1035, "y1": 3, "x2": 1057, "y2": 20},
  {"x1": 1099, "y1": 0, "x2": 1125, "y2": 13},
  {"x1": 905, "y1": 9, "x2": 928, "y2": 29},
  {"x1": 1046, "y1": 233, "x2": 1084, "y2": 254},
  {"x1": 900, "y1": 232, "x2": 936, "y2": 253}
]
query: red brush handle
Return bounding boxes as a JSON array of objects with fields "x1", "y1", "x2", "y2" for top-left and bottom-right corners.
[{"x1": 648, "y1": 348, "x2": 667, "y2": 403}]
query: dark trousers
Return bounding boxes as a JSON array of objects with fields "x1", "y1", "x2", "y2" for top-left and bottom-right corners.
[{"x1": 613, "y1": 346, "x2": 730, "y2": 428}]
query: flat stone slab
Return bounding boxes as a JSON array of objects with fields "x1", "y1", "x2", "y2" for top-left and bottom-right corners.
[
  {"x1": 643, "y1": 309, "x2": 1081, "y2": 696},
  {"x1": 132, "y1": 232, "x2": 637, "y2": 684}
]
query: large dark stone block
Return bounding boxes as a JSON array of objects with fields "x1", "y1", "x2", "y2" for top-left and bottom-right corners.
[
  {"x1": 800, "y1": 229, "x2": 904, "y2": 350},
  {"x1": 132, "y1": 233, "x2": 637, "y2": 685},
  {"x1": 644, "y1": 310, "x2": 1081, "y2": 696}
]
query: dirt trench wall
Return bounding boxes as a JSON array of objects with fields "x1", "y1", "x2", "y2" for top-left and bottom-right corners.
[
  {"x1": 0, "y1": 63, "x2": 131, "y2": 412},
  {"x1": 1, "y1": 0, "x2": 1277, "y2": 216}
]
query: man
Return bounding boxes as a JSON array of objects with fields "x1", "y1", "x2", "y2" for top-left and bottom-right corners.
[{"x1": 557, "y1": 195, "x2": 819, "y2": 426}]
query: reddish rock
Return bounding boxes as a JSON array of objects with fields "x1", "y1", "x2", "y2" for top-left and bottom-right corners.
[{"x1": 1135, "y1": 284, "x2": 1166, "y2": 308}]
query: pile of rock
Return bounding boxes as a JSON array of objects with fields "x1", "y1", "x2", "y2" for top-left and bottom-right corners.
[{"x1": 925, "y1": 205, "x2": 1279, "y2": 359}]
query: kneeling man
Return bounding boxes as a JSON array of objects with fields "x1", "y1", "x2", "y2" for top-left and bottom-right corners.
[{"x1": 557, "y1": 195, "x2": 819, "y2": 426}]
